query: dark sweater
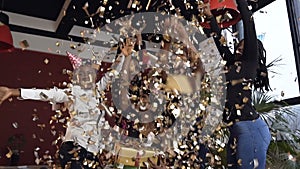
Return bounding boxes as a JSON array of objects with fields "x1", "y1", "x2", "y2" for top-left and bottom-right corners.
[{"x1": 209, "y1": 0, "x2": 259, "y2": 124}]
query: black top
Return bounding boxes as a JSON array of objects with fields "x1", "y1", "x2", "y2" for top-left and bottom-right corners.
[{"x1": 209, "y1": 0, "x2": 259, "y2": 123}]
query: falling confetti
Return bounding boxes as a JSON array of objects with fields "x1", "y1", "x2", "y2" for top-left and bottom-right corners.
[
  {"x1": 19, "y1": 40, "x2": 29, "y2": 50},
  {"x1": 44, "y1": 58, "x2": 49, "y2": 64},
  {"x1": 12, "y1": 122, "x2": 18, "y2": 128}
]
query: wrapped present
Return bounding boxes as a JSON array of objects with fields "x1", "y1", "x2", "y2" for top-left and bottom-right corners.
[{"x1": 114, "y1": 143, "x2": 157, "y2": 167}]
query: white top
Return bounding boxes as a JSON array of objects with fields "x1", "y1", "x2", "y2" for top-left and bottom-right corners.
[{"x1": 20, "y1": 55, "x2": 125, "y2": 154}]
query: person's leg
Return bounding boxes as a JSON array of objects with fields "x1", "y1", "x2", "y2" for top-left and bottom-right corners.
[
  {"x1": 228, "y1": 121, "x2": 255, "y2": 169},
  {"x1": 58, "y1": 141, "x2": 87, "y2": 169},
  {"x1": 235, "y1": 122, "x2": 255, "y2": 169},
  {"x1": 83, "y1": 151, "x2": 100, "y2": 169},
  {"x1": 226, "y1": 131, "x2": 237, "y2": 169},
  {"x1": 253, "y1": 117, "x2": 271, "y2": 168},
  {"x1": 198, "y1": 143, "x2": 209, "y2": 169},
  {"x1": 232, "y1": 118, "x2": 271, "y2": 169}
]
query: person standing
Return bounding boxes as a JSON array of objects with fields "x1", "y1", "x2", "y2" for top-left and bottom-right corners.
[{"x1": 200, "y1": 0, "x2": 271, "y2": 168}]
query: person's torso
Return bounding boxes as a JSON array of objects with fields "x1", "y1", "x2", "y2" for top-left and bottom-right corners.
[
  {"x1": 64, "y1": 86, "x2": 105, "y2": 154},
  {"x1": 223, "y1": 61, "x2": 259, "y2": 124}
]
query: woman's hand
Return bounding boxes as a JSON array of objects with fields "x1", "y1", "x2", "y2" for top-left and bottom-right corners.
[
  {"x1": 198, "y1": 0, "x2": 213, "y2": 18},
  {"x1": 0, "y1": 87, "x2": 20, "y2": 105},
  {"x1": 147, "y1": 154, "x2": 167, "y2": 169},
  {"x1": 120, "y1": 37, "x2": 136, "y2": 57},
  {"x1": 163, "y1": 17, "x2": 199, "y2": 53}
]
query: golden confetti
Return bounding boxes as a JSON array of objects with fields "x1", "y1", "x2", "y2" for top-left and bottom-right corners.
[
  {"x1": 37, "y1": 123, "x2": 46, "y2": 129},
  {"x1": 6, "y1": 148, "x2": 13, "y2": 158},
  {"x1": 242, "y1": 97, "x2": 249, "y2": 103},
  {"x1": 19, "y1": 40, "x2": 29, "y2": 49},
  {"x1": 55, "y1": 41, "x2": 60, "y2": 47},
  {"x1": 44, "y1": 58, "x2": 49, "y2": 64},
  {"x1": 70, "y1": 43, "x2": 77, "y2": 49},
  {"x1": 32, "y1": 114, "x2": 39, "y2": 121},
  {"x1": 237, "y1": 159, "x2": 242, "y2": 166}
]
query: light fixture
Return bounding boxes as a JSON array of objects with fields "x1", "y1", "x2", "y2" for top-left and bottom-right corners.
[{"x1": 0, "y1": 0, "x2": 14, "y2": 52}]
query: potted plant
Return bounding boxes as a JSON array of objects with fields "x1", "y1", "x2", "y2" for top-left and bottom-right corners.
[{"x1": 252, "y1": 91, "x2": 300, "y2": 169}]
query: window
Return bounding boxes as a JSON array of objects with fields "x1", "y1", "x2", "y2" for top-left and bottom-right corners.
[{"x1": 253, "y1": 0, "x2": 299, "y2": 100}]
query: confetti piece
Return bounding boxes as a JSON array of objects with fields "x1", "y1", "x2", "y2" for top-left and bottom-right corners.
[
  {"x1": 12, "y1": 122, "x2": 18, "y2": 128},
  {"x1": 19, "y1": 40, "x2": 29, "y2": 49},
  {"x1": 44, "y1": 58, "x2": 49, "y2": 64}
]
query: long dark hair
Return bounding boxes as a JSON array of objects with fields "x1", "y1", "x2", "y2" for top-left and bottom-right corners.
[{"x1": 254, "y1": 39, "x2": 271, "y2": 92}]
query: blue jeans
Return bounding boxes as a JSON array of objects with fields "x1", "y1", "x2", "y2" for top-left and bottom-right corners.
[{"x1": 227, "y1": 117, "x2": 271, "y2": 169}]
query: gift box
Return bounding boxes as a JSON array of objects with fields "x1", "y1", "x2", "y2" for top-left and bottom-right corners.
[{"x1": 114, "y1": 143, "x2": 157, "y2": 167}]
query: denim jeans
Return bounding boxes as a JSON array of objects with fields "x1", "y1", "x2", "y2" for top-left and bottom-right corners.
[{"x1": 227, "y1": 117, "x2": 271, "y2": 169}]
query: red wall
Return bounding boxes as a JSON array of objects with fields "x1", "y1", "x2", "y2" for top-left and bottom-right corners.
[{"x1": 0, "y1": 48, "x2": 111, "y2": 166}]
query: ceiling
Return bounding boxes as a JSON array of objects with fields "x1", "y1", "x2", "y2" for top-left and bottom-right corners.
[
  {"x1": 0, "y1": 0, "x2": 279, "y2": 64},
  {"x1": 3, "y1": 0, "x2": 184, "y2": 43},
  {"x1": 2, "y1": 0, "x2": 276, "y2": 43},
  {"x1": 3, "y1": 0, "x2": 300, "y2": 103}
]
